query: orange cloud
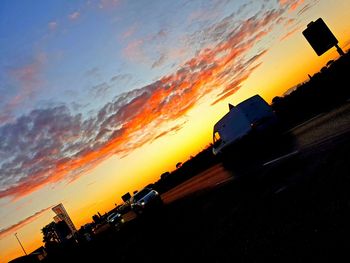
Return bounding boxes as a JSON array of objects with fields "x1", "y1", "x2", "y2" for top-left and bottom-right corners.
[
  {"x1": 0, "y1": 8, "x2": 285, "y2": 201},
  {"x1": 279, "y1": 0, "x2": 305, "y2": 11},
  {"x1": 0, "y1": 206, "x2": 52, "y2": 239},
  {"x1": 290, "y1": 0, "x2": 304, "y2": 11}
]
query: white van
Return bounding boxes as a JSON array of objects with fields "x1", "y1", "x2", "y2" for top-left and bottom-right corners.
[{"x1": 213, "y1": 95, "x2": 278, "y2": 155}]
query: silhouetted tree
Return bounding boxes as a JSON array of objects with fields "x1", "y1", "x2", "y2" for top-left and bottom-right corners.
[
  {"x1": 55, "y1": 220, "x2": 71, "y2": 240},
  {"x1": 92, "y1": 214, "x2": 101, "y2": 224},
  {"x1": 42, "y1": 222, "x2": 60, "y2": 254}
]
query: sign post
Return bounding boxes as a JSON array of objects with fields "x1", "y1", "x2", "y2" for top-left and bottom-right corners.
[
  {"x1": 52, "y1": 203, "x2": 77, "y2": 233},
  {"x1": 302, "y1": 18, "x2": 344, "y2": 56}
]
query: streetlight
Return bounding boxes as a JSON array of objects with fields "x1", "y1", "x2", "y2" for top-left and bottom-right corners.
[{"x1": 14, "y1": 232, "x2": 27, "y2": 255}]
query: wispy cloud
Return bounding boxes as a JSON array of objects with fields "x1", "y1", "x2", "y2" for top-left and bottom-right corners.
[
  {"x1": 123, "y1": 39, "x2": 147, "y2": 63},
  {"x1": 0, "y1": 53, "x2": 46, "y2": 124},
  {"x1": 290, "y1": 0, "x2": 304, "y2": 11},
  {"x1": 297, "y1": 0, "x2": 320, "y2": 15},
  {"x1": 151, "y1": 53, "x2": 167, "y2": 69},
  {"x1": 121, "y1": 24, "x2": 138, "y2": 40},
  {"x1": 48, "y1": 21, "x2": 58, "y2": 31},
  {"x1": 280, "y1": 26, "x2": 302, "y2": 41},
  {"x1": 98, "y1": 0, "x2": 121, "y2": 10},
  {"x1": 69, "y1": 11, "x2": 80, "y2": 20},
  {"x1": 279, "y1": 0, "x2": 305, "y2": 11},
  {"x1": 89, "y1": 82, "x2": 111, "y2": 99},
  {"x1": 110, "y1": 73, "x2": 133, "y2": 83},
  {"x1": 152, "y1": 121, "x2": 188, "y2": 142},
  {"x1": 123, "y1": 28, "x2": 169, "y2": 64},
  {"x1": 0, "y1": 6, "x2": 288, "y2": 201},
  {"x1": 0, "y1": 206, "x2": 52, "y2": 239}
]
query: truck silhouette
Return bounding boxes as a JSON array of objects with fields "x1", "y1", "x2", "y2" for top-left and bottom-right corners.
[{"x1": 212, "y1": 95, "x2": 278, "y2": 156}]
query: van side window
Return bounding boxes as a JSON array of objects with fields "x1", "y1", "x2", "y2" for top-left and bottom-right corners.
[{"x1": 213, "y1": 131, "x2": 222, "y2": 147}]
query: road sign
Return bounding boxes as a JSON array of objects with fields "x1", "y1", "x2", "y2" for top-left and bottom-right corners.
[{"x1": 302, "y1": 18, "x2": 343, "y2": 56}]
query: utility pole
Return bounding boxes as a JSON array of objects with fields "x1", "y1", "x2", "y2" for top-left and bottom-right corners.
[{"x1": 14, "y1": 232, "x2": 27, "y2": 255}]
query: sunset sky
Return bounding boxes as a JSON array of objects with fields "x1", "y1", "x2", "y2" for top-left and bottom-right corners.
[{"x1": 1, "y1": 0, "x2": 350, "y2": 261}]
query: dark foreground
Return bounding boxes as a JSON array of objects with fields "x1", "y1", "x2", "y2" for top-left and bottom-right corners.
[{"x1": 42, "y1": 125, "x2": 350, "y2": 262}]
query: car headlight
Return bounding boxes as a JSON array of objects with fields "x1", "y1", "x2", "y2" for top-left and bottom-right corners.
[{"x1": 141, "y1": 201, "x2": 145, "y2": 207}]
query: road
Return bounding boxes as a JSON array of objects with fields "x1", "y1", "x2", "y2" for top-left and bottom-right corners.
[
  {"x1": 161, "y1": 101, "x2": 350, "y2": 205},
  {"x1": 161, "y1": 163, "x2": 232, "y2": 204}
]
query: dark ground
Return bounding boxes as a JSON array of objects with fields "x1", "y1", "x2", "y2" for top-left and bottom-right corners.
[{"x1": 43, "y1": 127, "x2": 350, "y2": 263}]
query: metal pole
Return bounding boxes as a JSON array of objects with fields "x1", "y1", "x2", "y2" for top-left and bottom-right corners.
[
  {"x1": 14, "y1": 232, "x2": 27, "y2": 255},
  {"x1": 335, "y1": 44, "x2": 345, "y2": 56}
]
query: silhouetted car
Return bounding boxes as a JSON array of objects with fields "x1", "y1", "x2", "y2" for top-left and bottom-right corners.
[
  {"x1": 106, "y1": 212, "x2": 124, "y2": 228},
  {"x1": 130, "y1": 188, "x2": 163, "y2": 214}
]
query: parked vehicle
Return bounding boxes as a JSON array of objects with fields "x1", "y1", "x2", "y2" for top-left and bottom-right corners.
[
  {"x1": 130, "y1": 188, "x2": 163, "y2": 215},
  {"x1": 212, "y1": 94, "x2": 278, "y2": 155}
]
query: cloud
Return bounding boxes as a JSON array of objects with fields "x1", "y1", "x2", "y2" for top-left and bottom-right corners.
[
  {"x1": 85, "y1": 67, "x2": 99, "y2": 77},
  {"x1": 279, "y1": 0, "x2": 305, "y2": 11},
  {"x1": 151, "y1": 53, "x2": 168, "y2": 68},
  {"x1": 1, "y1": 53, "x2": 46, "y2": 124},
  {"x1": 122, "y1": 29, "x2": 168, "y2": 64},
  {"x1": 89, "y1": 82, "x2": 111, "y2": 99},
  {"x1": 98, "y1": 0, "x2": 121, "y2": 9},
  {"x1": 110, "y1": 73, "x2": 133, "y2": 83},
  {"x1": 69, "y1": 11, "x2": 80, "y2": 20},
  {"x1": 121, "y1": 24, "x2": 138, "y2": 40},
  {"x1": 0, "y1": 6, "x2": 287, "y2": 201},
  {"x1": 48, "y1": 21, "x2": 58, "y2": 31},
  {"x1": 278, "y1": 0, "x2": 289, "y2": 5},
  {"x1": 290, "y1": 0, "x2": 304, "y2": 11},
  {"x1": 187, "y1": 0, "x2": 231, "y2": 24},
  {"x1": 152, "y1": 121, "x2": 188, "y2": 142},
  {"x1": 297, "y1": 0, "x2": 320, "y2": 15},
  {"x1": 123, "y1": 39, "x2": 147, "y2": 63},
  {"x1": 0, "y1": 206, "x2": 52, "y2": 239},
  {"x1": 284, "y1": 18, "x2": 296, "y2": 26},
  {"x1": 280, "y1": 26, "x2": 301, "y2": 41}
]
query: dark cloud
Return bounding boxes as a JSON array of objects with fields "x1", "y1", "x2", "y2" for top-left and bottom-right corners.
[
  {"x1": 85, "y1": 67, "x2": 100, "y2": 77},
  {"x1": 151, "y1": 53, "x2": 168, "y2": 69},
  {"x1": 89, "y1": 82, "x2": 111, "y2": 99},
  {"x1": 297, "y1": 0, "x2": 320, "y2": 15},
  {"x1": 110, "y1": 73, "x2": 133, "y2": 83}
]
